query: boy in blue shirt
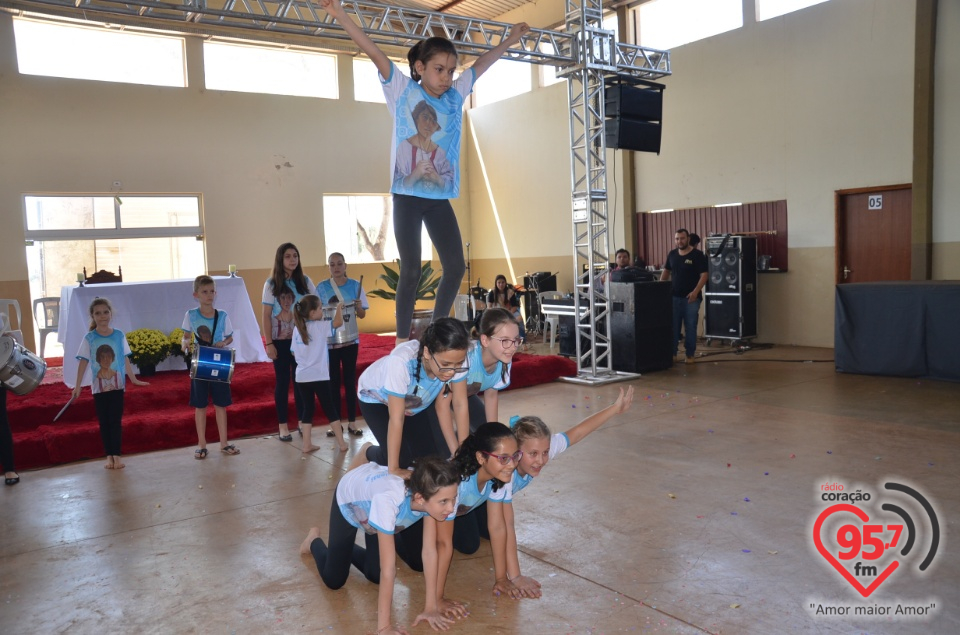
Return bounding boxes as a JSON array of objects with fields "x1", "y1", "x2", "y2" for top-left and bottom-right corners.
[{"x1": 181, "y1": 275, "x2": 239, "y2": 459}]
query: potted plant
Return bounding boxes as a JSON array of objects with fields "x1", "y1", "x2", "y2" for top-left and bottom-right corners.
[
  {"x1": 168, "y1": 327, "x2": 191, "y2": 370},
  {"x1": 367, "y1": 260, "x2": 442, "y2": 341},
  {"x1": 126, "y1": 328, "x2": 170, "y2": 376}
]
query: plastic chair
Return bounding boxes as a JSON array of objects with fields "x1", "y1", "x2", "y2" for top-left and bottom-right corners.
[
  {"x1": 0, "y1": 298, "x2": 24, "y2": 346},
  {"x1": 538, "y1": 291, "x2": 564, "y2": 348},
  {"x1": 33, "y1": 297, "x2": 60, "y2": 358}
]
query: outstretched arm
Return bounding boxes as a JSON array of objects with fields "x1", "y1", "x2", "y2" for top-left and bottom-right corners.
[
  {"x1": 565, "y1": 386, "x2": 634, "y2": 446},
  {"x1": 471, "y1": 23, "x2": 531, "y2": 79},
  {"x1": 321, "y1": 0, "x2": 392, "y2": 79}
]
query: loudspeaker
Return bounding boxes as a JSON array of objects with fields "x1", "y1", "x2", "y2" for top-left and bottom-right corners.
[
  {"x1": 523, "y1": 272, "x2": 556, "y2": 293},
  {"x1": 604, "y1": 80, "x2": 664, "y2": 154},
  {"x1": 706, "y1": 236, "x2": 757, "y2": 294},
  {"x1": 705, "y1": 294, "x2": 757, "y2": 339},
  {"x1": 605, "y1": 117, "x2": 661, "y2": 154},
  {"x1": 610, "y1": 281, "x2": 673, "y2": 373}
]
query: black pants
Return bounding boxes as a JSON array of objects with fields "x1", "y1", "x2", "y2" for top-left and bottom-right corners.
[
  {"x1": 310, "y1": 494, "x2": 424, "y2": 588},
  {"x1": 360, "y1": 401, "x2": 447, "y2": 469},
  {"x1": 298, "y1": 380, "x2": 340, "y2": 424},
  {"x1": 328, "y1": 344, "x2": 359, "y2": 422},
  {"x1": 93, "y1": 389, "x2": 124, "y2": 456},
  {"x1": 453, "y1": 502, "x2": 489, "y2": 554},
  {"x1": 0, "y1": 390, "x2": 15, "y2": 472},
  {"x1": 272, "y1": 339, "x2": 303, "y2": 424},
  {"x1": 423, "y1": 393, "x2": 487, "y2": 460}
]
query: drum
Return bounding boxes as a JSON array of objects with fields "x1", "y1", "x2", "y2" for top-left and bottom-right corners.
[
  {"x1": 190, "y1": 345, "x2": 235, "y2": 383},
  {"x1": 324, "y1": 303, "x2": 359, "y2": 345},
  {"x1": 0, "y1": 334, "x2": 47, "y2": 395}
]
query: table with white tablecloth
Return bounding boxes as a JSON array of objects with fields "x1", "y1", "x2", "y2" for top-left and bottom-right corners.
[{"x1": 58, "y1": 276, "x2": 268, "y2": 388}]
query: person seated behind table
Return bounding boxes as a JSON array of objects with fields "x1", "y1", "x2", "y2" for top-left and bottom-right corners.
[{"x1": 487, "y1": 275, "x2": 526, "y2": 342}]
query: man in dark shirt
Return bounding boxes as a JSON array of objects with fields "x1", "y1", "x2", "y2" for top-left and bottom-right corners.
[{"x1": 660, "y1": 228, "x2": 708, "y2": 363}]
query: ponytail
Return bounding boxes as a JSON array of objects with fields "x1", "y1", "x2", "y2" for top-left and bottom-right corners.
[
  {"x1": 293, "y1": 294, "x2": 321, "y2": 344},
  {"x1": 451, "y1": 422, "x2": 515, "y2": 492},
  {"x1": 407, "y1": 36, "x2": 459, "y2": 83}
]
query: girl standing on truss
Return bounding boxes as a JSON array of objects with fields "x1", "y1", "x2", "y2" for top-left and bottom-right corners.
[{"x1": 321, "y1": 0, "x2": 529, "y2": 344}]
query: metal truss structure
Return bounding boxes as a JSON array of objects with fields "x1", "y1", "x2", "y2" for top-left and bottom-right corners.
[{"x1": 2, "y1": 0, "x2": 671, "y2": 380}]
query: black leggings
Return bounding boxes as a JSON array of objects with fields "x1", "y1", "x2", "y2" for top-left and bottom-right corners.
[
  {"x1": 310, "y1": 494, "x2": 425, "y2": 588},
  {"x1": 328, "y1": 344, "x2": 359, "y2": 422},
  {"x1": 0, "y1": 390, "x2": 15, "y2": 472},
  {"x1": 93, "y1": 389, "x2": 124, "y2": 456},
  {"x1": 298, "y1": 380, "x2": 340, "y2": 424},
  {"x1": 272, "y1": 339, "x2": 303, "y2": 424},
  {"x1": 423, "y1": 393, "x2": 487, "y2": 460},
  {"x1": 360, "y1": 401, "x2": 448, "y2": 469},
  {"x1": 393, "y1": 194, "x2": 465, "y2": 338}
]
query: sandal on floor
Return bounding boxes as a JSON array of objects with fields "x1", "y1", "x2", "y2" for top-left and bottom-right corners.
[
  {"x1": 194, "y1": 448, "x2": 208, "y2": 460},
  {"x1": 5, "y1": 475, "x2": 20, "y2": 486},
  {"x1": 325, "y1": 429, "x2": 336, "y2": 438},
  {"x1": 346, "y1": 424, "x2": 364, "y2": 437},
  {"x1": 221, "y1": 444, "x2": 240, "y2": 455},
  {"x1": 279, "y1": 434, "x2": 293, "y2": 442}
]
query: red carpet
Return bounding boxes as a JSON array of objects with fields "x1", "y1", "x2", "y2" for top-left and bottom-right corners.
[{"x1": 6, "y1": 334, "x2": 575, "y2": 470}]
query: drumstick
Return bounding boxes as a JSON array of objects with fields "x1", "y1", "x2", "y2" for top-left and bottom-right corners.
[
  {"x1": 54, "y1": 394, "x2": 77, "y2": 422},
  {"x1": 357, "y1": 275, "x2": 364, "y2": 306}
]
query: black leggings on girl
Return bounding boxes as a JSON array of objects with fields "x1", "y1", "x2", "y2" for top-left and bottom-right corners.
[
  {"x1": 360, "y1": 401, "x2": 447, "y2": 469},
  {"x1": 272, "y1": 339, "x2": 303, "y2": 424},
  {"x1": 310, "y1": 495, "x2": 425, "y2": 588},
  {"x1": 393, "y1": 194, "x2": 465, "y2": 338},
  {"x1": 328, "y1": 344, "x2": 359, "y2": 422},
  {"x1": 298, "y1": 380, "x2": 340, "y2": 424},
  {"x1": 0, "y1": 390, "x2": 15, "y2": 472},
  {"x1": 93, "y1": 389, "x2": 124, "y2": 455}
]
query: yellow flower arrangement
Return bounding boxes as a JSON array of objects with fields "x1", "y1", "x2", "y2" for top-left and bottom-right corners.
[
  {"x1": 169, "y1": 327, "x2": 189, "y2": 359},
  {"x1": 127, "y1": 328, "x2": 170, "y2": 367}
]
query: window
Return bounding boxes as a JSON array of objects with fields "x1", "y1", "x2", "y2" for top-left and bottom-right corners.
[
  {"x1": 638, "y1": 0, "x2": 742, "y2": 50},
  {"x1": 203, "y1": 41, "x2": 338, "y2": 99},
  {"x1": 473, "y1": 59, "x2": 532, "y2": 107},
  {"x1": 323, "y1": 195, "x2": 430, "y2": 262},
  {"x1": 12, "y1": 17, "x2": 186, "y2": 87},
  {"x1": 354, "y1": 58, "x2": 387, "y2": 103},
  {"x1": 756, "y1": 0, "x2": 830, "y2": 21}
]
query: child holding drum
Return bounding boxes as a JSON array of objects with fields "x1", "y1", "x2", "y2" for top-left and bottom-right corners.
[
  {"x1": 291, "y1": 294, "x2": 346, "y2": 453},
  {"x1": 316, "y1": 252, "x2": 368, "y2": 438},
  {"x1": 72, "y1": 298, "x2": 149, "y2": 470},
  {"x1": 182, "y1": 275, "x2": 238, "y2": 460}
]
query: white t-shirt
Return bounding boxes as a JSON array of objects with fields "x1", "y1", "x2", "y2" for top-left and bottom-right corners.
[
  {"x1": 292, "y1": 320, "x2": 333, "y2": 382},
  {"x1": 336, "y1": 462, "x2": 428, "y2": 535},
  {"x1": 261, "y1": 276, "x2": 316, "y2": 317},
  {"x1": 357, "y1": 340, "x2": 466, "y2": 415}
]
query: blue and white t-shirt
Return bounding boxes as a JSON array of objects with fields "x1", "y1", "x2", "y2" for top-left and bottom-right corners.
[
  {"x1": 316, "y1": 278, "x2": 369, "y2": 346},
  {"x1": 488, "y1": 432, "x2": 570, "y2": 503},
  {"x1": 463, "y1": 341, "x2": 511, "y2": 397},
  {"x1": 182, "y1": 308, "x2": 233, "y2": 347},
  {"x1": 76, "y1": 328, "x2": 130, "y2": 394},
  {"x1": 454, "y1": 471, "x2": 495, "y2": 517},
  {"x1": 336, "y1": 462, "x2": 427, "y2": 535},
  {"x1": 381, "y1": 62, "x2": 475, "y2": 200},
  {"x1": 357, "y1": 340, "x2": 467, "y2": 415},
  {"x1": 261, "y1": 276, "x2": 317, "y2": 318}
]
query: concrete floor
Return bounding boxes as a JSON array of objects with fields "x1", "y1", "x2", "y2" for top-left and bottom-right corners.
[{"x1": 2, "y1": 343, "x2": 958, "y2": 634}]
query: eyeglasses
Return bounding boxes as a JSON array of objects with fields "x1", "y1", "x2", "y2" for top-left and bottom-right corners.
[
  {"x1": 480, "y1": 450, "x2": 523, "y2": 465},
  {"x1": 429, "y1": 356, "x2": 469, "y2": 374},
  {"x1": 491, "y1": 337, "x2": 524, "y2": 349}
]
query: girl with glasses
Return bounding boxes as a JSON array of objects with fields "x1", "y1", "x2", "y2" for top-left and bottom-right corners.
[
  {"x1": 300, "y1": 456, "x2": 460, "y2": 635},
  {"x1": 487, "y1": 386, "x2": 636, "y2": 599},
  {"x1": 356, "y1": 318, "x2": 471, "y2": 480}
]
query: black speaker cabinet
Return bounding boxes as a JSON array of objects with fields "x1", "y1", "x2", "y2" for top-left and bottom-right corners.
[
  {"x1": 705, "y1": 294, "x2": 757, "y2": 339},
  {"x1": 523, "y1": 272, "x2": 556, "y2": 293},
  {"x1": 605, "y1": 117, "x2": 661, "y2": 154},
  {"x1": 610, "y1": 281, "x2": 673, "y2": 373},
  {"x1": 704, "y1": 236, "x2": 758, "y2": 340},
  {"x1": 604, "y1": 81, "x2": 664, "y2": 154}
]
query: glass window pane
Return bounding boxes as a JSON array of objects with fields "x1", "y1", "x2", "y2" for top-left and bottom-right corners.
[
  {"x1": 13, "y1": 18, "x2": 186, "y2": 87},
  {"x1": 323, "y1": 195, "x2": 430, "y2": 262},
  {"x1": 90, "y1": 237, "x2": 206, "y2": 281},
  {"x1": 354, "y1": 58, "x2": 387, "y2": 103},
  {"x1": 204, "y1": 41, "x2": 338, "y2": 99},
  {"x1": 474, "y1": 59, "x2": 532, "y2": 107},
  {"x1": 639, "y1": 0, "x2": 742, "y2": 50},
  {"x1": 756, "y1": 0, "x2": 830, "y2": 21},
  {"x1": 24, "y1": 196, "x2": 115, "y2": 231},
  {"x1": 118, "y1": 197, "x2": 201, "y2": 229}
]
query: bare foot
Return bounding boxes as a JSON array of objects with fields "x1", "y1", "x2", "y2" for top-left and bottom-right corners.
[
  {"x1": 113, "y1": 456, "x2": 126, "y2": 469},
  {"x1": 104, "y1": 456, "x2": 115, "y2": 469},
  {"x1": 348, "y1": 442, "x2": 373, "y2": 471},
  {"x1": 300, "y1": 527, "x2": 321, "y2": 555},
  {"x1": 302, "y1": 445, "x2": 321, "y2": 453}
]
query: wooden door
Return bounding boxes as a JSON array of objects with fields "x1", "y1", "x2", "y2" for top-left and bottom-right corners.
[{"x1": 835, "y1": 185, "x2": 912, "y2": 284}]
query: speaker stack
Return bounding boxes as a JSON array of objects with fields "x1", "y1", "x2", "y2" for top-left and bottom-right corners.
[
  {"x1": 704, "y1": 235, "x2": 757, "y2": 341},
  {"x1": 610, "y1": 281, "x2": 673, "y2": 373},
  {"x1": 604, "y1": 77, "x2": 665, "y2": 154},
  {"x1": 522, "y1": 272, "x2": 557, "y2": 329}
]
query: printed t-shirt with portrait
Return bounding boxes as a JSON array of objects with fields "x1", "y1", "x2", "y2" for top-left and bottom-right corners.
[
  {"x1": 316, "y1": 278, "x2": 369, "y2": 346},
  {"x1": 261, "y1": 276, "x2": 317, "y2": 318},
  {"x1": 454, "y1": 471, "x2": 495, "y2": 517},
  {"x1": 291, "y1": 319, "x2": 333, "y2": 382},
  {"x1": 357, "y1": 340, "x2": 467, "y2": 415},
  {"x1": 76, "y1": 329, "x2": 131, "y2": 394},
  {"x1": 381, "y1": 61, "x2": 475, "y2": 199},
  {"x1": 463, "y1": 340, "x2": 511, "y2": 397},
  {"x1": 336, "y1": 462, "x2": 433, "y2": 535},
  {"x1": 488, "y1": 432, "x2": 570, "y2": 504},
  {"x1": 182, "y1": 308, "x2": 233, "y2": 347}
]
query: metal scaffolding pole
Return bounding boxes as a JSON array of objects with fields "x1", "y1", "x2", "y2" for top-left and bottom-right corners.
[{"x1": 2, "y1": 0, "x2": 670, "y2": 379}]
